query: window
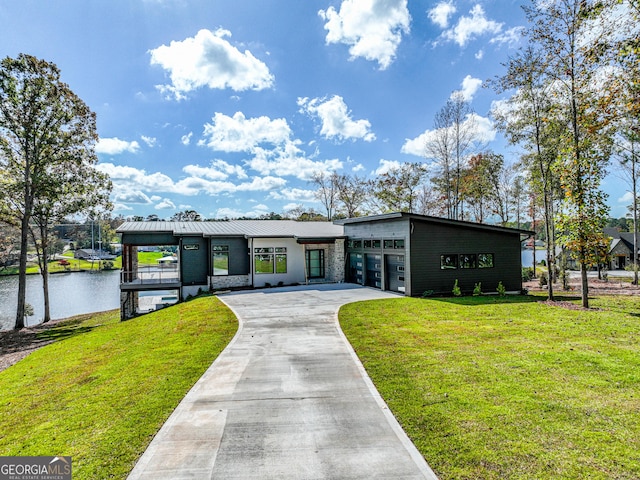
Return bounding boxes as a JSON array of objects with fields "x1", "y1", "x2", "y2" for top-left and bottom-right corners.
[
  {"x1": 213, "y1": 245, "x2": 229, "y2": 276},
  {"x1": 459, "y1": 254, "x2": 477, "y2": 269},
  {"x1": 394, "y1": 239, "x2": 405, "y2": 249},
  {"x1": 384, "y1": 239, "x2": 394, "y2": 249},
  {"x1": 254, "y1": 254, "x2": 274, "y2": 274},
  {"x1": 352, "y1": 240, "x2": 362, "y2": 249},
  {"x1": 254, "y1": 247, "x2": 287, "y2": 274},
  {"x1": 306, "y1": 249, "x2": 325, "y2": 278},
  {"x1": 441, "y1": 254, "x2": 458, "y2": 269},
  {"x1": 275, "y1": 254, "x2": 287, "y2": 274},
  {"x1": 364, "y1": 239, "x2": 381, "y2": 249},
  {"x1": 479, "y1": 253, "x2": 494, "y2": 268}
]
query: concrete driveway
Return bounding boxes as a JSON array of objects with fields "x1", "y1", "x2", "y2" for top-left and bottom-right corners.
[{"x1": 128, "y1": 284, "x2": 438, "y2": 479}]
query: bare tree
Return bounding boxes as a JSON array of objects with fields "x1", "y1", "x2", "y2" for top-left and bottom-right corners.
[
  {"x1": 310, "y1": 171, "x2": 338, "y2": 221},
  {"x1": 425, "y1": 93, "x2": 479, "y2": 220}
]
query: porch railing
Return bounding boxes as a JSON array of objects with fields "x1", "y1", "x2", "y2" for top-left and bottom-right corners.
[{"x1": 120, "y1": 265, "x2": 180, "y2": 285}]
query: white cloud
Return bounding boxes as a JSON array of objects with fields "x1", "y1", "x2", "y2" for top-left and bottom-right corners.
[
  {"x1": 149, "y1": 28, "x2": 274, "y2": 100},
  {"x1": 298, "y1": 95, "x2": 375, "y2": 142},
  {"x1": 318, "y1": 0, "x2": 411, "y2": 70},
  {"x1": 96, "y1": 137, "x2": 140, "y2": 155},
  {"x1": 199, "y1": 112, "x2": 292, "y2": 152},
  {"x1": 452, "y1": 75, "x2": 483, "y2": 101},
  {"x1": 198, "y1": 111, "x2": 343, "y2": 181},
  {"x1": 155, "y1": 198, "x2": 176, "y2": 210},
  {"x1": 213, "y1": 205, "x2": 270, "y2": 219},
  {"x1": 428, "y1": 1, "x2": 456, "y2": 29},
  {"x1": 141, "y1": 135, "x2": 157, "y2": 148},
  {"x1": 247, "y1": 147, "x2": 343, "y2": 181},
  {"x1": 113, "y1": 190, "x2": 152, "y2": 205},
  {"x1": 268, "y1": 188, "x2": 317, "y2": 202},
  {"x1": 374, "y1": 159, "x2": 402, "y2": 175},
  {"x1": 490, "y1": 26, "x2": 524, "y2": 47},
  {"x1": 401, "y1": 113, "x2": 496, "y2": 157},
  {"x1": 352, "y1": 163, "x2": 365, "y2": 172},
  {"x1": 475, "y1": 49, "x2": 484, "y2": 60},
  {"x1": 442, "y1": 4, "x2": 503, "y2": 47},
  {"x1": 618, "y1": 191, "x2": 634, "y2": 203},
  {"x1": 183, "y1": 159, "x2": 248, "y2": 181},
  {"x1": 181, "y1": 132, "x2": 193, "y2": 145}
]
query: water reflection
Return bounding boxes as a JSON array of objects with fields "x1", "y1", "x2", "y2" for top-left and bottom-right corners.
[{"x1": 0, "y1": 270, "x2": 119, "y2": 330}]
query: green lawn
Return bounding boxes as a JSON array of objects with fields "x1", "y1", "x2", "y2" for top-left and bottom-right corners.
[
  {"x1": 339, "y1": 294, "x2": 640, "y2": 479},
  {"x1": 0, "y1": 296, "x2": 237, "y2": 479}
]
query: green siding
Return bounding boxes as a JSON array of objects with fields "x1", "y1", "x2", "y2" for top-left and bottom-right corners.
[
  {"x1": 181, "y1": 237, "x2": 208, "y2": 285},
  {"x1": 210, "y1": 238, "x2": 249, "y2": 275},
  {"x1": 121, "y1": 232, "x2": 178, "y2": 245}
]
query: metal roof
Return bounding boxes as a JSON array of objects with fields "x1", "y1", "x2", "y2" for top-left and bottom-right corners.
[
  {"x1": 117, "y1": 220, "x2": 345, "y2": 239},
  {"x1": 335, "y1": 212, "x2": 535, "y2": 236}
]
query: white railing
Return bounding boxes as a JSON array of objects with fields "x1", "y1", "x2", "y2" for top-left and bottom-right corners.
[{"x1": 120, "y1": 265, "x2": 180, "y2": 285}]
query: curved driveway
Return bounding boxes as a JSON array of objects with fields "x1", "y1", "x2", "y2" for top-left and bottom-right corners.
[{"x1": 128, "y1": 284, "x2": 438, "y2": 479}]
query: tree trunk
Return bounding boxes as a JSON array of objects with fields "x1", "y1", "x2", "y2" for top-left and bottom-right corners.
[
  {"x1": 41, "y1": 225, "x2": 51, "y2": 323},
  {"x1": 15, "y1": 215, "x2": 29, "y2": 329},
  {"x1": 581, "y1": 262, "x2": 589, "y2": 309}
]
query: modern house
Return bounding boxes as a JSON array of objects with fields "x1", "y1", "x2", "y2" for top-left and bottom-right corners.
[{"x1": 117, "y1": 213, "x2": 532, "y2": 320}]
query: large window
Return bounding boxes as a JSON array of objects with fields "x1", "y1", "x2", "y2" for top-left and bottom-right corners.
[
  {"x1": 254, "y1": 247, "x2": 287, "y2": 274},
  {"x1": 213, "y1": 245, "x2": 229, "y2": 276},
  {"x1": 306, "y1": 249, "x2": 325, "y2": 278}
]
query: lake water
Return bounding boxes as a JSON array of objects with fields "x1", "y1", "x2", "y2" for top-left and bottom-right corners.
[
  {"x1": 522, "y1": 249, "x2": 547, "y2": 268},
  {"x1": 0, "y1": 270, "x2": 120, "y2": 331}
]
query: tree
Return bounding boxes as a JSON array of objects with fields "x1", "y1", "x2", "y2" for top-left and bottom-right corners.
[
  {"x1": 0, "y1": 54, "x2": 110, "y2": 328},
  {"x1": 524, "y1": 0, "x2": 614, "y2": 308},
  {"x1": 334, "y1": 173, "x2": 369, "y2": 218},
  {"x1": 492, "y1": 45, "x2": 563, "y2": 300},
  {"x1": 425, "y1": 93, "x2": 479, "y2": 220},
  {"x1": 310, "y1": 171, "x2": 339, "y2": 221},
  {"x1": 170, "y1": 210, "x2": 202, "y2": 222},
  {"x1": 371, "y1": 163, "x2": 427, "y2": 213}
]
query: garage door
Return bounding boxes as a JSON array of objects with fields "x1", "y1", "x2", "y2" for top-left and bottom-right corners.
[
  {"x1": 365, "y1": 254, "x2": 382, "y2": 289},
  {"x1": 385, "y1": 254, "x2": 405, "y2": 293}
]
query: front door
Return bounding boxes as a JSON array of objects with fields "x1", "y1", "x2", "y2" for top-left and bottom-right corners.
[{"x1": 306, "y1": 249, "x2": 325, "y2": 279}]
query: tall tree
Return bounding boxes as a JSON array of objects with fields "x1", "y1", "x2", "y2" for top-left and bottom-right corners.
[
  {"x1": 310, "y1": 171, "x2": 339, "y2": 221},
  {"x1": 30, "y1": 166, "x2": 111, "y2": 322},
  {"x1": 524, "y1": 0, "x2": 613, "y2": 308},
  {"x1": 425, "y1": 93, "x2": 479, "y2": 220},
  {"x1": 371, "y1": 163, "x2": 427, "y2": 213},
  {"x1": 334, "y1": 173, "x2": 369, "y2": 218},
  {"x1": 0, "y1": 54, "x2": 108, "y2": 328},
  {"x1": 492, "y1": 46, "x2": 562, "y2": 300}
]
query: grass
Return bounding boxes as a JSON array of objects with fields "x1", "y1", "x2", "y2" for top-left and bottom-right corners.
[
  {"x1": 0, "y1": 296, "x2": 237, "y2": 479},
  {"x1": 339, "y1": 294, "x2": 640, "y2": 479}
]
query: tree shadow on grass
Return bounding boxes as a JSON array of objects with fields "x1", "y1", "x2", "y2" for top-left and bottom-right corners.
[
  {"x1": 1, "y1": 321, "x2": 99, "y2": 357},
  {"x1": 426, "y1": 293, "x2": 582, "y2": 307}
]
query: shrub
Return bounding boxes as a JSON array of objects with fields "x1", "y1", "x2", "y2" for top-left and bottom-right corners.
[
  {"x1": 539, "y1": 272, "x2": 548, "y2": 287},
  {"x1": 452, "y1": 279, "x2": 461, "y2": 297},
  {"x1": 497, "y1": 281, "x2": 506, "y2": 297},
  {"x1": 522, "y1": 267, "x2": 534, "y2": 282},
  {"x1": 473, "y1": 282, "x2": 482, "y2": 296}
]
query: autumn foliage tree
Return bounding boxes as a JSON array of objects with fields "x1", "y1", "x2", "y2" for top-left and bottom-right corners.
[{"x1": 0, "y1": 54, "x2": 111, "y2": 328}]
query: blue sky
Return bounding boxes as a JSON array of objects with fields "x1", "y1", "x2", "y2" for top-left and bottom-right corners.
[{"x1": 0, "y1": 0, "x2": 627, "y2": 219}]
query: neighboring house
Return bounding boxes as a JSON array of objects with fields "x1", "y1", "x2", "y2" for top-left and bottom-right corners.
[
  {"x1": 605, "y1": 228, "x2": 639, "y2": 270},
  {"x1": 116, "y1": 213, "x2": 532, "y2": 320},
  {"x1": 74, "y1": 249, "x2": 116, "y2": 260}
]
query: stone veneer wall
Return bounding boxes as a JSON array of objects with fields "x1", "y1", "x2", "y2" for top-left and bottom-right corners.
[
  {"x1": 210, "y1": 274, "x2": 251, "y2": 291},
  {"x1": 327, "y1": 239, "x2": 345, "y2": 283}
]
